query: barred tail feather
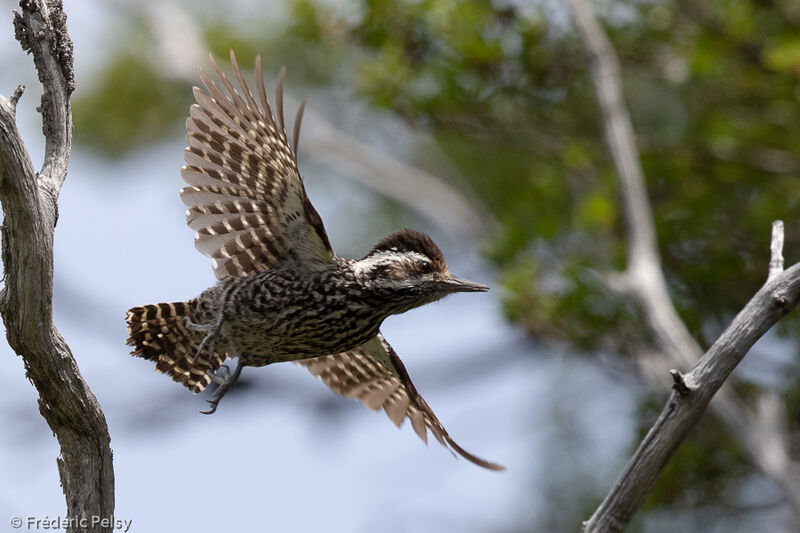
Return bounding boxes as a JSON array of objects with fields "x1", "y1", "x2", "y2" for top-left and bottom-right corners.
[{"x1": 125, "y1": 302, "x2": 227, "y2": 393}]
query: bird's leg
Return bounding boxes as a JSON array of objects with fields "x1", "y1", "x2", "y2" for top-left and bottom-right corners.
[
  {"x1": 183, "y1": 312, "x2": 225, "y2": 365},
  {"x1": 209, "y1": 364, "x2": 231, "y2": 385},
  {"x1": 201, "y1": 358, "x2": 244, "y2": 415}
]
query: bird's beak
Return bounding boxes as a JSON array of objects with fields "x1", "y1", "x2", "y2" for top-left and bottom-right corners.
[{"x1": 439, "y1": 277, "x2": 490, "y2": 293}]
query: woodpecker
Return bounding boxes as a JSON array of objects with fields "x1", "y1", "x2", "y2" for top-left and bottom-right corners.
[{"x1": 125, "y1": 51, "x2": 504, "y2": 471}]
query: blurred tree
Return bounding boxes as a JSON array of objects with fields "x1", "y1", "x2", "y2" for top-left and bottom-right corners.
[
  {"x1": 276, "y1": 1, "x2": 800, "y2": 523},
  {"x1": 70, "y1": 0, "x2": 800, "y2": 529}
]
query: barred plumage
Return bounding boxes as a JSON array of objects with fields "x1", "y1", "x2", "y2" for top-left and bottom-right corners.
[
  {"x1": 125, "y1": 50, "x2": 504, "y2": 471},
  {"x1": 299, "y1": 334, "x2": 502, "y2": 470},
  {"x1": 126, "y1": 302, "x2": 225, "y2": 392},
  {"x1": 181, "y1": 53, "x2": 332, "y2": 278}
]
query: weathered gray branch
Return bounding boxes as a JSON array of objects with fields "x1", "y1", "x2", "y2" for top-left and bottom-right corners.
[
  {"x1": 0, "y1": 1, "x2": 114, "y2": 530},
  {"x1": 567, "y1": 0, "x2": 800, "y2": 530},
  {"x1": 584, "y1": 261, "x2": 800, "y2": 531},
  {"x1": 769, "y1": 220, "x2": 785, "y2": 282}
]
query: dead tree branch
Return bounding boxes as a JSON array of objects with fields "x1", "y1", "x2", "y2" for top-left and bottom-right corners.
[
  {"x1": 567, "y1": 0, "x2": 800, "y2": 529},
  {"x1": 584, "y1": 253, "x2": 800, "y2": 532},
  {"x1": 769, "y1": 220, "x2": 785, "y2": 282},
  {"x1": 0, "y1": 1, "x2": 114, "y2": 530}
]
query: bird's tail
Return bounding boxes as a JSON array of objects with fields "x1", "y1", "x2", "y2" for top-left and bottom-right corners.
[{"x1": 125, "y1": 302, "x2": 227, "y2": 393}]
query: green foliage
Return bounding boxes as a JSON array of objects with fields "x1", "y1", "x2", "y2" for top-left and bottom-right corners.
[
  {"x1": 283, "y1": 0, "x2": 800, "y2": 351},
  {"x1": 204, "y1": 24, "x2": 261, "y2": 67},
  {"x1": 73, "y1": 49, "x2": 189, "y2": 157},
  {"x1": 71, "y1": 9, "x2": 350, "y2": 160}
]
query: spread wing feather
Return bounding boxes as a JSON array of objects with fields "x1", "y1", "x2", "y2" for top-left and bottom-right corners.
[
  {"x1": 298, "y1": 333, "x2": 505, "y2": 471},
  {"x1": 180, "y1": 51, "x2": 334, "y2": 279}
]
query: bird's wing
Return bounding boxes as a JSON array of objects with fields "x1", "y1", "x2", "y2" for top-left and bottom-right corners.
[
  {"x1": 180, "y1": 50, "x2": 334, "y2": 279},
  {"x1": 297, "y1": 333, "x2": 505, "y2": 471}
]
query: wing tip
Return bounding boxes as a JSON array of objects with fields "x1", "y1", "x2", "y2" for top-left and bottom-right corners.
[
  {"x1": 276, "y1": 66, "x2": 286, "y2": 133},
  {"x1": 444, "y1": 435, "x2": 506, "y2": 472},
  {"x1": 292, "y1": 99, "x2": 306, "y2": 155}
]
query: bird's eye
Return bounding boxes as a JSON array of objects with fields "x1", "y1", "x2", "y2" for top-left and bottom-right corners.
[{"x1": 417, "y1": 260, "x2": 432, "y2": 274}]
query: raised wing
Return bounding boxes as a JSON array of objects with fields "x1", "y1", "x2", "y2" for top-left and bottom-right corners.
[
  {"x1": 298, "y1": 333, "x2": 505, "y2": 471},
  {"x1": 181, "y1": 51, "x2": 334, "y2": 279}
]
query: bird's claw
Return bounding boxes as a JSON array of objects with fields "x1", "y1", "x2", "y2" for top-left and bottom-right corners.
[
  {"x1": 200, "y1": 400, "x2": 219, "y2": 415},
  {"x1": 200, "y1": 382, "x2": 231, "y2": 415},
  {"x1": 199, "y1": 359, "x2": 244, "y2": 415}
]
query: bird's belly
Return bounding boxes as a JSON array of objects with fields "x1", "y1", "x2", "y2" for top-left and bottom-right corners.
[{"x1": 223, "y1": 308, "x2": 381, "y2": 365}]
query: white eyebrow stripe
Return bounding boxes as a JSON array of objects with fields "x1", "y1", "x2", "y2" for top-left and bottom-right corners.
[{"x1": 353, "y1": 251, "x2": 431, "y2": 277}]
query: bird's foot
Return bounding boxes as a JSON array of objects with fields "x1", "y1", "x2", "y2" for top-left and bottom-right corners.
[
  {"x1": 209, "y1": 364, "x2": 231, "y2": 385},
  {"x1": 201, "y1": 359, "x2": 244, "y2": 415}
]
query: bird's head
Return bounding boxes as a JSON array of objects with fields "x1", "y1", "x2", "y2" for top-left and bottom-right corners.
[{"x1": 354, "y1": 229, "x2": 488, "y2": 314}]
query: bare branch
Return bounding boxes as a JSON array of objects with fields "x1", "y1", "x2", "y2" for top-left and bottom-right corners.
[
  {"x1": 584, "y1": 262, "x2": 800, "y2": 532},
  {"x1": 669, "y1": 369, "x2": 691, "y2": 395},
  {"x1": 568, "y1": 0, "x2": 800, "y2": 529},
  {"x1": 565, "y1": 0, "x2": 657, "y2": 266},
  {"x1": 9, "y1": 84, "x2": 24, "y2": 109},
  {"x1": 14, "y1": 0, "x2": 74, "y2": 196},
  {"x1": 769, "y1": 220, "x2": 785, "y2": 281},
  {"x1": 1, "y1": 1, "x2": 113, "y2": 530},
  {"x1": 567, "y1": 0, "x2": 699, "y2": 369}
]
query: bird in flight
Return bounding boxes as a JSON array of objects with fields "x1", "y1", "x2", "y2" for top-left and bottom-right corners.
[{"x1": 125, "y1": 51, "x2": 504, "y2": 471}]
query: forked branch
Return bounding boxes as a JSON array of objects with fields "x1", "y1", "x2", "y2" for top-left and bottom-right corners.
[
  {"x1": 0, "y1": 1, "x2": 114, "y2": 530},
  {"x1": 583, "y1": 227, "x2": 800, "y2": 531}
]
